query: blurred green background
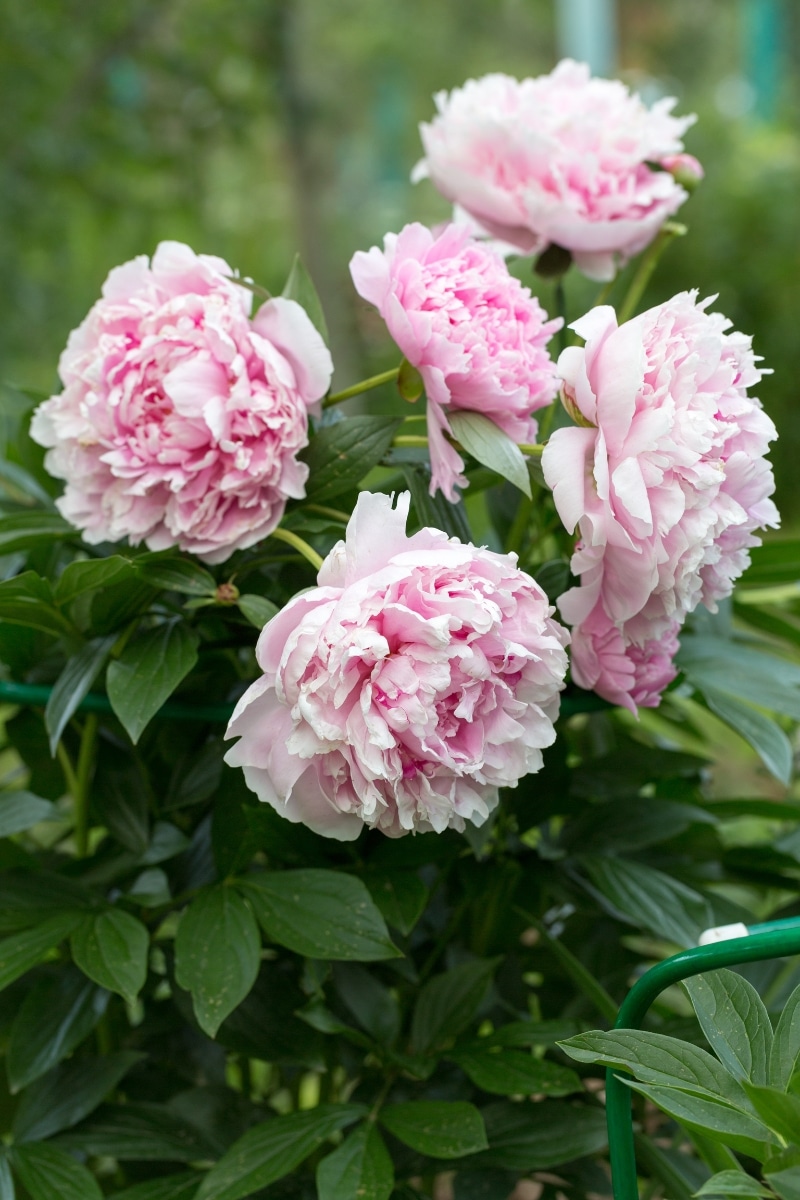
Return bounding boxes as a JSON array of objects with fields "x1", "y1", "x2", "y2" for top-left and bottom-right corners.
[{"x1": 2, "y1": 0, "x2": 799, "y2": 512}]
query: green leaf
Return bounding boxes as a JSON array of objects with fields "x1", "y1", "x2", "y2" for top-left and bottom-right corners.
[
  {"x1": 694, "y1": 1169, "x2": 773, "y2": 1197},
  {"x1": 0, "y1": 871, "x2": 95, "y2": 934},
  {"x1": 0, "y1": 1155, "x2": 13, "y2": 1200},
  {"x1": 195, "y1": 1104, "x2": 366, "y2": 1200},
  {"x1": 70, "y1": 908, "x2": 149, "y2": 1004},
  {"x1": 447, "y1": 1048, "x2": 582, "y2": 1097},
  {"x1": 741, "y1": 1083, "x2": 800, "y2": 1145},
  {"x1": 44, "y1": 634, "x2": 115, "y2": 753},
  {"x1": 0, "y1": 791, "x2": 57, "y2": 838},
  {"x1": 579, "y1": 855, "x2": 711, "y2": 946},
  {"x1": 93, "y1": 745, "x2": 150, "y2": 854},
  {"x1": 317, "y1": 1124, "x2": 394, "y2": 1200},
  {"x1": 13, "y1": 1051, "x2": 142, "y2": 1141},
  {"x1": 0, "y1": 572, "x2": 72, "y2": 637},
  {"x1": 765, "y1": 1151, "x2": 800, "y2": 1200},
  {"x1": 238, "y1": 869, "x2": 399, "y2": 961},
  {"x1": 411, "y1": 959, "x2": 499, "y2": 1055},
  {"x1": 362, "y1": 867, "x2": 428, "y2": 935},
  {"x1": 472, "y1": 1020, "x2": 581, "y2": 1049},
  {"x1": 111, "y1": 1175, "x2": 201, "y2": 1200},
  {"x1": 54, "y1": 556, "x2": 136, "y2": 604},
  {"x1": 333, "y1": 963, "x2": 401, "y2": 1045},
  {"x1": 741, "y1": 540, "x2": 800, "y2": 587},
  {"x1": 770, "y1": 984, "x2": 800, "y2": 1089},
  {"x1": 236, "y1": 593, "x2": 279, "y2": 628},
  {"x1": 300, "y1": 416, "x2": 402, "y2": 502},
  {"x1": 7, "y1": 968, "x2": 106, "y2": 1092},
  {"x1": 175, "y1": 886, "x2": 261, "y2": 1037},
  {"x1": 448, "y1": 411, "x2": 531, "y2": 498},
  {"x1": 52, "y1": 1103, "x2": 216, "y2": 1161},
  {"x1": 133, "y1": 555, "x2": 217, "y2": 596},
  {"x1": 684, "y1": 970, "x2": 773, "y2": 1084},
  {"x1": 462, "y1": 1100, "x2": 608, "y2": 1171},
  {"x1": 697, "y1": 685, "x2": 792, "y2": 785},
  {"x1": 282, "y1": 253, "x2": 329, "y2": 343},
  {"x1": 0, "y1": 511, "x2": 73, "y2": 554},
  {"x1": 625, "y1": 1080, "x2": 776, "y2": 1160},
  {"x1": 0, "y1": 457, "x2": 53, "y2": 506},
  {"x1": 401, "y1": 462, "x2": 472, "y2": 541},
  {"x1": 9, "y1": 1142, "x2": 102, "y2": 1200},
  {"x1": 380, "y1": 1101, "x2": 487, "y2": 1159},
  {"x1": 558, "y1": 1029, "x2": 748, "y2": 1106},
  {"x1": 561, "y1": 797, "x2": 714, "y2": 855},
  {"x1": 106, "y1": 621, "x2": 199, "y2": 743},
  {"x1": 0, "y1": 912, "x2": 81, "y2": 992}
]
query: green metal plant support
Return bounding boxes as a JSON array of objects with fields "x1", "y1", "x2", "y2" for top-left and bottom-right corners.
[{"x1": 608, "y1": 916, "x2": 800, "y2": 1200}]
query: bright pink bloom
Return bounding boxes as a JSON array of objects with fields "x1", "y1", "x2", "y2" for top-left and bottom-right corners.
[
  {"x1": 350, "y1": 222, "x2": 560, "y2": 500},
  {"x1": 225, "y1": 491, "x2": 569, "y2": 839},
  {"x1": 414, "y1": 61, "x2": 697, "y2": 281},
  {"x1": 31, "y1": 241, "x2": 333, "y2": 563},
  {"x1": 542, "y1": 293, "x2": 778, "y2": 711}
]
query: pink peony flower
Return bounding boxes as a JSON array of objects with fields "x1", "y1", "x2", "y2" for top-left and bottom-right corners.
[
  {"x1": 414, "y1": 61, "x2": 697, "y2": 281},
  {"x1": 224, "y1": 491, "x2": 569, "y2": 839},
  {"x1": 350, "y1": 222, "x2": 561, "y2": 501},
  {"x1": 31, "y1": 241, "x2": 333, "y2": 564},
  {"x1": 542, "y1": 293, "x2": 778, "y2": 712}
]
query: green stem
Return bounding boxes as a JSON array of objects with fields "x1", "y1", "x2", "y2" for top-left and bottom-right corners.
[
  {"x1": 368, "y1": 1072, "x2": 397, "y2": 1124},
  {"x1": 593, "y1": 273, "x2": 619, "y2": 308},
  {"x1": 517, "y1": 443, "x2": 545, "y2": 458},
  {"x1": 554, "y1": 278, "x2": 567, "y2": 354},
  {"x1": 617, "y1": 221, "x2": 687, "y2": 324},
  {"x1": 304, "y1": 503, "x2": 350, "y2": 524},
  {"x1": 323, "y1": 366, "x2": 400, "y2": 408},
  {"x1": 269, "y1": 528, "x2": 324, "y2": 571},
  {"x1": 506, "y1": 494, "x2": 533, "y2": 558},
  {"x1": 513, "y1": 907, "x2": 618, "y2": 1023},
  {"x1": 392, "y1": 435, "x2": 429, "y2": 449},
  {"x1": 74, "y1": 713, "x2": 98, "y2": 858},
  {"x1": 56, "y1": 741, "x2": 80, "y2": 801}
]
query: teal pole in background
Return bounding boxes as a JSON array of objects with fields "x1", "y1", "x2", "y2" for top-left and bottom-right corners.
[
  {"x1": 742, "y1": 0, "x2": 784, "y2": 122},
  {"x1": 555, "y1": 0, "x2": 617, "y2": 77}
]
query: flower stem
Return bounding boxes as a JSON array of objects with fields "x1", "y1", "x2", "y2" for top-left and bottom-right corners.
[
  {"x1": 514, "y1": 906, "x2": 618, "y2": 1023},
  {"x1": 392, "y1": 434, "x2": 429, "y2": 449},
  {"x1": 617, "y1": 220, "x2": 687, "y2": 324},
  {"x1": 323, "y1": 366, "x2": 401, "y2": 408},
  {"x1": 74, "y1": 713, "x2": 98, "y2": 857},
  {"x1": 593, "y1": 273, "x2": 619, "y2": 307},
  {"x1": 304, "y1": 503, "x2": 350, "y2": 524},
  {"x1": 517, "y1": 443, "x2": 545, "y2": 458},
  {"x1": 270, "y1": 528, "x2": 324, "y2": 571}
]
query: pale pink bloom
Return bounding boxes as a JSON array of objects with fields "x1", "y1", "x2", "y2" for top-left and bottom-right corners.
[
  {"x1": 542, "y1": 293, "x2": 778, "y2": 711},
  {"x1": 225, "y1": 491, "x2": 569, "y2": 839},
  {"x1": 414, "y1": 61, "x2": 697, "y2": 281},
  {"x1": 31, "y1": 241, "x2": 333, "y2": 564},
  {"x1": 569, "y1": 604, "x2": 681, "y2": 713},
  {"x1": 350, "y1": 222, "x2": 560, "y2": 500}
]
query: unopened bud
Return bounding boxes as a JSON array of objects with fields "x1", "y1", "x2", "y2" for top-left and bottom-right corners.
[
  {"x1": 661, "y1": 153, "x2": 704, "y2": 192},
  {"x1": 215, "y1": 581, "x2": 240, "y2": 605}
]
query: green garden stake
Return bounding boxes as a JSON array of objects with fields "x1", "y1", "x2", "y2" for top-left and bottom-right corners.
[{"x1": 607, "y1": 916, "x2": 800, "y2": 1200}]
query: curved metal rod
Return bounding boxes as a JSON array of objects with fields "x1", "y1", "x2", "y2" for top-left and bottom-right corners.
[{"x1": 607, "y1": 918, "x2": 800, "y2": 1200}]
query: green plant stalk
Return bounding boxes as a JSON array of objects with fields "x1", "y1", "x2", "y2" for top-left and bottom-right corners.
[
  {"x1": 74, "y1": 713, "x2": 98, "y2": 857},
  {"x1": 513, "y1": 908, "x2": 618, "y2": 1023},
  {"x1": 518, "y1": 443, "x2": 545, "y2": 458},
  {"x1": 323, "y1": 366, "x2": 400, "y2": 408},
  {"x1": 616, "y1": 221, "x2": 687, "y2": 324},
  {"x1": 269, "y1": 527, "x2": 324, "y2": 571},
  {"x1": 304, "y1": 503, "x2": 351, "y2": 523},
  {"x1": 392, "y1": 435, "x2": 429, "y2": 449}
]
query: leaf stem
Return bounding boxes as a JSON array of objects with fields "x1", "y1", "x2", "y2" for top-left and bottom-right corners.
[
  {"x1": 514, "y1": 907, "x2": 618, "y2": 1023},
  {"x1": 323, "y1": 367, "x2": 400, "y2": 409},
  {"x1": 269, "y1": 528, "x2": 324, "y2": 571},
  {"x1": 517, "y1": 443, "x2": 545, "y2": 458},
  {"x1": 617, "y1": 221, "x2": 687, "y2": 324}
]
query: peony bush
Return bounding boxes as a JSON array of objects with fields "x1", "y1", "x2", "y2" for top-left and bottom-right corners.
[{"x1": 0, "y1": 58, "x2": 798, "y2": 1200}]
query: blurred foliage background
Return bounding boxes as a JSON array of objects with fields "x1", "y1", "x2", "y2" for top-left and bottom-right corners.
[{"x1": 2, "y1": 0, "x2": 799, "y2": 511}]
